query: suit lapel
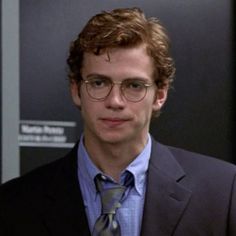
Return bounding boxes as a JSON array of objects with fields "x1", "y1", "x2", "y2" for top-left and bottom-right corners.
[
  {"x1": 42, "y1": 145, "x2": 91, "y2": 236},
  {"x1": 141, "y1": 140, "x2": 192, "y2": 236}
]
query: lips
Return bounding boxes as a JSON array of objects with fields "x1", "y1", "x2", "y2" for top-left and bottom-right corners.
[{"x1": 100, "y1": 117, "x2": 130, "y2": 127}]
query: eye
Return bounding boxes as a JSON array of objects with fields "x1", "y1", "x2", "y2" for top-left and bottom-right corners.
[
  {"x1": 88, "y1": 78, "x2": 110, "y2": 88},
  {"x1": 124, "y1": 80, "x2": 145, "y2": 91}
]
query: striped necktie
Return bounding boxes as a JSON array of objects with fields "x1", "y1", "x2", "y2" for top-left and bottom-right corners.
[{"x1": 92, "y1": 173, "x2": 133, "y2": 236}]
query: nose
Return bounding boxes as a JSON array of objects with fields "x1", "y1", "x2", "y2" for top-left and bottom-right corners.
[{"x1": 104, "y1": 84, "x2": 125, "y2": 110}]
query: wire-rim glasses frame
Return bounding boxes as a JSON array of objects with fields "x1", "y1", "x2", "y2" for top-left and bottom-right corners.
[{"x1": 82, "y1": 77, "x2": 154, "y2": 102}]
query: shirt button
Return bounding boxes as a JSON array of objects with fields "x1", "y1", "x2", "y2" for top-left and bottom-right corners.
[{"x1": 101, "y1": 175, "x2": 107, "y2": 180}]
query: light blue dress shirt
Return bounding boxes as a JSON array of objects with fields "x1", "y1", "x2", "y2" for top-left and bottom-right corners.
[{"x1": 77, "y1": 134, "x2": 152, "y2": 236}]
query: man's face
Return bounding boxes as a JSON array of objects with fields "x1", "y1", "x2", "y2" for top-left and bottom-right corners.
[{"x1": 71, "y1": 45, "x2": 167, "y2": 146}]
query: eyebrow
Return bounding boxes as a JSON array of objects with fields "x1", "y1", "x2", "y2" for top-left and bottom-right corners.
[
  {"x1": 85, "y1": 73, "x2": 151, "y2": 82},
  {"x1": 86, "y1": 74, "x2": 110, "y2": 80}
]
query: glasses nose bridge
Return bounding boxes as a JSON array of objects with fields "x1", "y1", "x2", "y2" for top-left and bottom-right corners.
[
  {"x1": 110, "y1": 80, "x2": 124, "y2": 92},
  {"x1": 111, "y1": 80, "x2": 123, "y2": 87},
  {"x1": 108, "y1": 80, "x2": 125, "y2": 99}
]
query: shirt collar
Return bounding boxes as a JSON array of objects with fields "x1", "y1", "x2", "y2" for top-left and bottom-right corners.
[
  {"x1": 77, "y1": 133, "x2": 152, "y2": 196},
  {"x1": 77, "y1": 135, "x2": 100, "y2": 195},
  {"x1": 124, "y1": 134, "x2": 151, "y2": 195}
]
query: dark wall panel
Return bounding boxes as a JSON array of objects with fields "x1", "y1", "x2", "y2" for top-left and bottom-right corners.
[
  {"x1": 150, "y1": 0, "x2": 233, "y2": 162},
  {"x1": 233, "y1": 0, "x2": 236, "y2": 164},
  {"x1": 0, "y1": 0, "x2": 2, "y2": 182},
  {"x1": 20, "y1": 0, "x2": 234, "y2": 175}
]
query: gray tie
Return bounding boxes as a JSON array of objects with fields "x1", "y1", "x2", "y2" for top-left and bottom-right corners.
[{"x1": 92, "y1": 173, "x2": 133, "y2": 236}]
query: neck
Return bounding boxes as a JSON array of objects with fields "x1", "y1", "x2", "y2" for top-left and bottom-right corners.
[{"x1": 83, "y1": 135, "x2": 148, "y2": 181}]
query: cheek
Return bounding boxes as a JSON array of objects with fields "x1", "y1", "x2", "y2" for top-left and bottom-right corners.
[
  {"x1": 132, "y1": 100, "x2": 154, "y2": 121},
  {"x1": 80, "y1": 98, "x2": 100, "y2": 121},
  {"x1": 80, "y1": 100, "x2": 91, "y2": 118},
  {"x1": 79, "y1": 89, "x2": 90, "y2": 112}
]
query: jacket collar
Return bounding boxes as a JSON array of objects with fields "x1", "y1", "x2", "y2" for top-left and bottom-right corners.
[
  {"x1": 42, "y1": 144, "x2": 91, "y2": 236},
  {"x1": 141, "y1": 139, "x2": 192, "y2": 236}
]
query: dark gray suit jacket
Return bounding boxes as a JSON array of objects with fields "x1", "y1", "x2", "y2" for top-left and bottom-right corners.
[{"x1": 0, "y1": 139, "x2": 236, "y2": 235}]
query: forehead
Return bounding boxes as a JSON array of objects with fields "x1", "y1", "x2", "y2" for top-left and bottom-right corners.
[{"x1": 81, "y1": 45, "x2": 155, "y2": 81}]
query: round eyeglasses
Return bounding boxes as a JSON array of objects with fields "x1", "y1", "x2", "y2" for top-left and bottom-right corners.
[{"x1": 83, "y1": 77, "x2": 154, "y2": 102}]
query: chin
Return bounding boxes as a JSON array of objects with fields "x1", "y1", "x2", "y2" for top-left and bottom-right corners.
[
  {"x1": 101, "y1": 136, "x2": 125, "y2": 145},
  {"x1": 98, "y1": 131, "x2": 142, "y2": 145}
]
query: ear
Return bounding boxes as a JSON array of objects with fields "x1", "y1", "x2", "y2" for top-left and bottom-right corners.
[
  {"x1": 70, "y1": 80, "x2": 81, "y2": 108},
  {"x1": 152, "y1": 87, "x2": 168, "y2": 112}
]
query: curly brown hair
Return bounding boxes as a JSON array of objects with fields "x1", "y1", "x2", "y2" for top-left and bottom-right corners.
[{"x1": 67, "y1": 7, "x2": 175, "y2": 89}]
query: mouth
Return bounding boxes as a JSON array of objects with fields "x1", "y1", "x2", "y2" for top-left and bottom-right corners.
[{"x1": 100, "y1": 117, "x2": 130, "y2": 127}]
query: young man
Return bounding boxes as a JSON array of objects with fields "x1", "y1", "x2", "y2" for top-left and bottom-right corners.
[{"x1": 0, "y1": 7, "x2": 235, "y2": 236}]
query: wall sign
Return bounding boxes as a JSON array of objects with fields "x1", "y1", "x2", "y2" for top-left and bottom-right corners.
[{"x1": 19, "y1": 120, "x2": 77, "y2": 148}]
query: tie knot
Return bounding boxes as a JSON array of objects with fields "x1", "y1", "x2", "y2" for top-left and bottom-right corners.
[
  {"x1": 95, "y1": 174, "x2": 127, "y2": 214},
  {"x1": 92, "y1": 173, "x2": 134, "y2": 236}
]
